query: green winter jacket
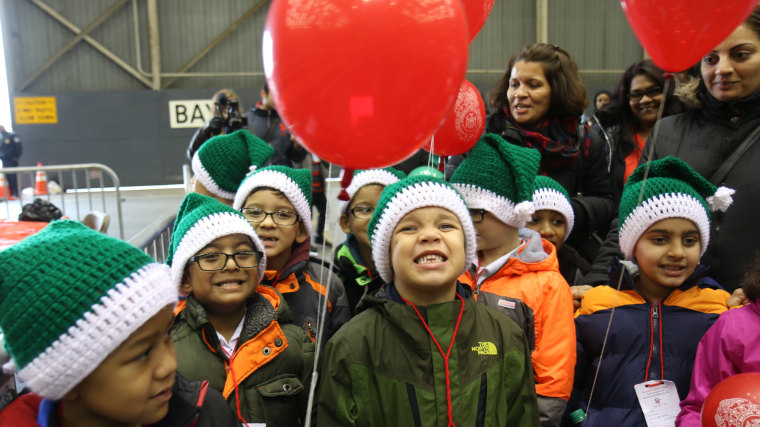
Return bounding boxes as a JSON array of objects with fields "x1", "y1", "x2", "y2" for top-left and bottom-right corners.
[
  {"x1": 171, "y1": 285, "x2": 315, "y2": 426},
  {"x1": 316, "y1": 283, "x2": 540, "y2": 426}
]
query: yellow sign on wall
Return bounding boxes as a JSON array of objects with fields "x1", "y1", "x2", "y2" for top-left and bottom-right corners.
[{"x1": 14, "y1": 96, "x2": 58, "y2": 124}]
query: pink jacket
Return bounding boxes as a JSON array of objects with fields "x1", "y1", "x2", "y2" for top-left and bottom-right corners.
[{"x1": 675, "y1": 299, "x2": 760, "y2": 426}]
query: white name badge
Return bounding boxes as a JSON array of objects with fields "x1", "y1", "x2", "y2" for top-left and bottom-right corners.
[{"x1": 634, "y1": 380, "x2": 681, "y2": 427}]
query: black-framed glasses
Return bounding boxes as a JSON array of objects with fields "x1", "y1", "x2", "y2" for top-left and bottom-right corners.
[
  {"x1": 348, "y1": 205, "x2": 375, "y2": 220},
  {"x1": 469, "y1": 208, "x2": 488, "y2": 224},
  {"x1": 628, "y1": 86, "x2": 663, "y2": 102},
  {"x1": 240, "y1": 208, "x2": 299, "y2": 225},
  {"x1": 188, "y1": 250, "x2": 263, "y2": 271}
]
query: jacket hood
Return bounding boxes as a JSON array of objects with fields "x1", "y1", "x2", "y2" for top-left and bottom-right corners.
[{"x1": 478, "y1": 228, "x2": 557, "y2": 279}]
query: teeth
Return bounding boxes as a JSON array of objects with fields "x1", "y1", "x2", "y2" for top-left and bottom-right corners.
[
  {"x1": 217, "y1": 281, "x2": 242, "y2": 287},
  {"x1": 662, "y1": 265, "x2": 683, "y2": 271},
  {"x1": 416, "y1": 254, "x2": 445, "y2": 264}
]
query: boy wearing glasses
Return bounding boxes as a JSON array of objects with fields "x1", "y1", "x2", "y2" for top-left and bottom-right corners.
[
  {"x1": 168, "y1": 193, "x2": 315, "y2": 425},
  {"x1": 450, "y1": 134, "x2": 575, "y2": 427},
  {"x1": 234, "y1": 165, "x2": 350, "y2": 343},
  {"x1": 334, "y1": 168, "x2": 405, "y2": 314}
]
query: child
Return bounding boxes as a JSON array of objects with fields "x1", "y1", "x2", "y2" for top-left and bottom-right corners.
[
  {"x1": 191, "y1": 128, "x2": 273, "y2": 205},
  {"x1": 527, "y1": 175, "x2": 592, "y2": 296},
  {"x1": 675, "y1": 256, "x2": 760, "y2": 426},
  {"x1": 0, "y1": 220, "x2": 237, "y2": 426},
  {"x1": 167, "y1": 193, "x2": 315, "y2": 425},
  {"x1": 234, "y1": 165, "x2": 350, "y2": 343},
  {"x1": 571, "y1": 157, "x2": 733, "y2": 426},
  {"x1": 317, "y1": 176, "x2": 540, "y2": 426},
  {"x1": 450, "y1": 134, "x2": 576, "y2": 427},
  {"x1": 334, "y1": 167, "x2": 406, "y2": 314}
]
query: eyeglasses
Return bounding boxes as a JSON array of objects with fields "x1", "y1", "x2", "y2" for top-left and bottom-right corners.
[
  {"x1": 240, "y1": 208, "x2": 299, "y2": 225},
  {"x1": 469, "y1": 208, "x2": 488, "y2": 224},
  {"x1": 348, "y1": 205, "x2": 375, "y2": 220},
  {"x1": 188, "y1": 250, "x2": 263, "y2": 271},
  {"x1": 628, "y1": 86, "x2": 663, "y2": 102}
]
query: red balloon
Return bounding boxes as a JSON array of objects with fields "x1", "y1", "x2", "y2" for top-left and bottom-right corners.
[
  {"x1": 263, "y1": 0, "x2": 468, "y2": 170},
  {"x1": 461, "y1": 0, "x2": 495, "y2": 42},
  {"x1": 425, "y1": 79, "x2": 485, "y2": 156},
  {"x1": 621, "y1": 0, "x2": 756, "y2": 72},
  {"x1": 701, "y1": 372, "x2": 760, "y2": 427}
]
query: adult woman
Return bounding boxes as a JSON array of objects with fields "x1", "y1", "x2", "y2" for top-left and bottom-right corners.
[
  {"x1": 596, "y1": 60, "x2": 684, "y2": 200},
  {"x1": 584, "y1": 90, "x2": 611, "y2": 128},
  {"x1": 486, "y1": 43, "x2": 615, "y2": 262}
]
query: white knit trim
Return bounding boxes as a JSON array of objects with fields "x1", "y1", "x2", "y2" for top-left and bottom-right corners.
[
  {"x1": 706, "y1": 186, "x2": 735, "y2": 213},
  {"x1": 451, "y1": 183, "x2": 534, "y2": 228},
  {"x1": 192, "y1": 154, "x2": 236, "y2": 200},
  {"x1": 338, "y1": 169, "x2": 402, "y2": 213},
  {"x1": 233, "y1": 170, "x2": 311, "y2": 237},
  {"x1": 619, "y1": 193, "x2": 710, "y2": 258},
  {"x1": 371, "y1": 181, "x2": 477, "y2": 283},
  {"x1": 171, "y1": 212, "x2": 266, "y2": 288},
  {"x1": 532, "y1": 187, "x2": 575, "y2": 239},
  {"x1": 17, "y1": 263, "x2": 177, "y2": 400}
]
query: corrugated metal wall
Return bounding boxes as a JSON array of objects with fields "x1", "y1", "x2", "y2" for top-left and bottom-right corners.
[{"x1": 2, "y1": 0, "x2": 642, "y2": 95}]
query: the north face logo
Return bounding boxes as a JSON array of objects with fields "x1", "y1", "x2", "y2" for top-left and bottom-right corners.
[{"x1": 472, "y1": 342, "x2": 498, "y2": 355}]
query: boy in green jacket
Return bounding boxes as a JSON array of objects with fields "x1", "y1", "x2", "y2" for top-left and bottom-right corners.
[{"x1": 317, "y1": 176, "x2": 539, "y2": 426}]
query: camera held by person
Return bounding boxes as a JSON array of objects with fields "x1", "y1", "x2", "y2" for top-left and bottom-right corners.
[{"x1": 186, "y1": 89, "x2": 247, "y2": 160}]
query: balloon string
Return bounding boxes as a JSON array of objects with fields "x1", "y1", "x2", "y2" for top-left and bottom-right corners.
[
  {"x1": 584, "y1": 77, "x2": 670, "y2": 417},
  {"x1": 428, "y1": 135, "x2": 436, "y2": 169}
]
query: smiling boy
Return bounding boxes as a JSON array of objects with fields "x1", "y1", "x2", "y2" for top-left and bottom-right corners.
[
  {"x1": 317, "y1": 176, "x2": 539, "y2": 426},
  {"x1": 570, "y1": 157, "x2": 733, "y2": 426}
]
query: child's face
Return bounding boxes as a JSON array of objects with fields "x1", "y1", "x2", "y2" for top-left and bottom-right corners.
[
  {"x1": 65, "y1": 306, "x2": 176, "y2": 425},
  {"x1": 634, "y1": 217, "x2": 701, "y2": 299},
  {"x1": 243, "y1": 189, "x2": 308, "y2": 270},
  {"x1": 472, "y1": 209, "x2": 517, "y2": 255},
  {"x1": 390, "y1": 207, "x2": 465, "y2": 303},
  {"x1": 526, "y1": 209, "x2": 567, "y2": 248},
  {"x1": 339, "y1": 184, "x2": 384, "y2": 253},
  {"x1": 181, "y1": 234, "x2": 260, "y2": 315}
]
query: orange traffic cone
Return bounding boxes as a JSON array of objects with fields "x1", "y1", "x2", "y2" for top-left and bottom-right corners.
[
  {"x1": 34, "y1": 162, "x2": 48, "y2": 196},
  {"x1": 0, "y1": 172, "x2": 8, "y2": 199}
]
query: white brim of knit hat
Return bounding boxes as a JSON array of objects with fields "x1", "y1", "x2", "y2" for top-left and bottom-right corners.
[
  {"x1": 619, "y1": 193, "x2": 710, "y2": 259},
  {"x1": 170, "y1": 211, "x2": 267, "y2": 288},
  {"x1": 371, "y1": 181, "x2": 477, "y2": 283},
  {"x1": 452, "y1": 183, "x2": 535, "y2": 229},
  {"x1": 338, "y1": 169, "x2": 402, "y2": 214},
  {"x1": 17, "y1": 263, "x2": 177, "y2": 400},
  {"x1": 531, "y1": 187, "x2": 575, "y2": 240},
  {"x1": 233, "y1": 169, "x2": 311, "y2": 237},
  {"x1": 192, "y1": 154, "x2": 236, "y2": 200}
]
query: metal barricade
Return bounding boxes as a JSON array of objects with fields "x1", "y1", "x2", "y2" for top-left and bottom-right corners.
[
  {"x1": 0, "y1": 163, "x2": 125, "y2": 239},
  {"x1": 128, "y1": 212, "x2": 175, "y2": 263}
]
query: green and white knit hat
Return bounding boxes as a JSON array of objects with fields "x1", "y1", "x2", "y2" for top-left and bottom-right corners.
[
  {"x1": 167, "y1": 193, "x2": 266, "y2": 288},
  {"x1": 368, "y1": 176, "x2": 477, "y2": 283},
  {"x1": 450, "y1": 133, "x2": 541, "y2": 228},
  {"x1": 618, "y1": 156, "x2": 735, "y2": 258},
  {"x1": 192, "y1": 129, "x2": 274, "y2": 200},
  {"x1": 233, "y1": 166, "x2": 313, "y2": 237},
  {"x1": 338, "y1": 167, "x2": 406, "y2": 214},
  {"x1": 0, "y1": 220, "x2": 177, "y2": 400},
  {"x1": 532, "y1": 175, "x2": 575, "y2": 240}
]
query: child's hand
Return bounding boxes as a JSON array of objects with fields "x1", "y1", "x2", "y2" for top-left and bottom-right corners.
[
  {"x1": 727, "y1": 288, "x2": 747, "y2": 308},
  {"x1": 571, "y1": 285, "x2": 593, "y2": 310}
]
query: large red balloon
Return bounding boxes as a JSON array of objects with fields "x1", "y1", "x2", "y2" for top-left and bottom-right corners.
[
  {"x1": 621, "y1": 0, "x2": 756, "y2": 72},
  {"x1": 701, "y1": 372, "x2": 760, "y2": 427},
  {"x1": 425, "y1": 79, "x2": 485, "y2": 156},
  {"x1": 263, "y1": 0, "x2": 468, "y2": 170},
  {"x1": 461, "y1": 0, "x2": 495, "y2": 42}
]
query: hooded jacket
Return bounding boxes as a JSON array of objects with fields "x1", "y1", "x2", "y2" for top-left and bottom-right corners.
[
  {"x1": 316, "y1": 283, "x2": 540, "y2": 427},
  {"x1": 171, "y1": 285, "x2": 315, "y2": 426},
  {"x1": 675, "y1": 299, "x2": 760, "y2": 426},
  {"x1": 459, "y1": 228, "x2": 575, "y2": 426},
  {"x1": 569, "y1": 260, "x2": 729, "y2": 426},
  {"x1": 333, "y1": 234, "x2": 380, "y2": 315}
]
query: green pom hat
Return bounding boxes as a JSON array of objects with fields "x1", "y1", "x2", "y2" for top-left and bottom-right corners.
[
  {"x1": 368, "y1": 176, "x2": 477, "y2": 283},
  {"x1": 233, "y1": 166, "x2": 313, "y2": 237},
  {"x1": 0, "y1": 220, "x2": 177, "y2": 400},
  {"x1": 338, "y1": 167, "x2": 406, "y2": 214},
  {"x1": 618, "y1": 156, "x2": 735, "y2": 258},
  {"x1": 191, "y1": 129, "x2": 274, "y2": 200},
  {"x1": 450, "y1": 133, "x2": 541, "y2": 228},
  {"x1": 168, "y1": 193, "x2": 266, "y2": 288},
  {"x1": 532, "y1": 175, "x2": 575, "y2": 240}
]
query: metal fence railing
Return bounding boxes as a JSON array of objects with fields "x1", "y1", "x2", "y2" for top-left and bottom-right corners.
[
  {"x1": 0, "y1": 163, "x2": 125, "y2": 239},
  {"x1": 128, "y1": 212, "x2": 175, "y2": 263}
]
